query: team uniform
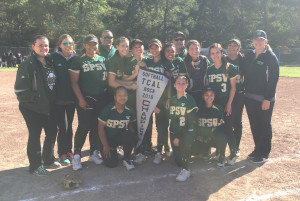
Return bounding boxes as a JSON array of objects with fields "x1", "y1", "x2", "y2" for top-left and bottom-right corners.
[
  {"x1": 175, "y1": 48, "x2": 188, "y2": 60},
  {"x1": 98, "y1": 43, "x2": 117, "y2": 60},
  {"x1": 49, "y1": 50, "x2": 77, "y2": 163},
  {"x1": 243, "y1": 49, "x2": 279, "y2": 162},
  {"x1": 185, "y1": 55, "x2": 210, "y2": 105},
  {"x1": 206, "y1": 63, "x2": 238, "y2": 159},
  {"x1": 193, "y1": 104, "x2": 227, "y2": 166},
  {"x1": 143, "y1": 57, "x2": 170, "y2": 155},
  {"x1": 164, "y1": 57, "x2": 187, "y2": 95},
  {"x1": 226, "y1": 54, "x2": 245, "y2": 154},
  {"x1": 15, "y1": 52, "x2": 57, "y2": 174},
  {"x1": 69, "y1": 54, "x2": 108, "y2": 158},
  {"x1": 98, "y1": 102, "x2": 137, "y2": 168},
  {"x1": 169, "y1": 93, "x2": 198, "y2": 170}
]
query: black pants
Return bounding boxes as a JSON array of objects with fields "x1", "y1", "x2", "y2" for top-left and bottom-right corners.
[
  {"x1": 19, "y1": 105, "x2": 57, "y2": 173},
  {"x1": 189, "y1": 90, "x2": 204, "y2": 106},
  {"x1": 74, "y1": 95, "x2": 107, "y2": 156},
  {"x1": 232, "y1": 92, "x2": 245, "y2": 151},
  {"x1": 215, "y1": 96, "x2": 236, "y2": 157},
  {"x1": 191, "y1": 127, "x2": 227, "y2": 158},
  {"x1": 56, "y1": 103, "x2": 75, "y2": 156},
  {"x1": 156, "y1": 107, "x2": 170, "y2": 153},
  {"x1": 170, "y1": 131, "x2": 196, "y2": 170},
  {"x1": 101, "y1": 130, "x2": 136, "y2": 168},
  {"x1": 245, "y1": 98, "x2": 274, "y2": 158}
]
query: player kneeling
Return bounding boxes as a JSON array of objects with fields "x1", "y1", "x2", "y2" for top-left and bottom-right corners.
[
  {"x1": 98, "y1": 86, "x2": 137, "y2": 170},
  {"x1": 192, "y1": 87, "x2": 227, "y2": 167},
  {"x1": 169, "y1": 76, "x2": 198, "y2": 182}
]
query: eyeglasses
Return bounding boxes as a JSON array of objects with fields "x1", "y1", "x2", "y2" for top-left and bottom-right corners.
[
  {"x1": 174, "y1": 38, "x2": 185, "y2": 42},
  {"x1": 62, "y1": 42, "x2": 73, "y2": 46},
  {"x1": 103, "y1": 36, "x2": 113, "y2": 39}
]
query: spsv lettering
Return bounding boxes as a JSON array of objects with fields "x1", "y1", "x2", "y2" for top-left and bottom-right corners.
[
  {"x1": 83, "y1": 63, "x2": 106, "y2": 72},
  {"x1": 208, "y1": 74, "x2": 227, "y2": 82},
  {"x1": 170, "y1": 106, "x2": 186, "y2": 115},
  {"x1": 106, "y1": 120, "x2": 129, "y2": 128},
  {"x1": 198, "y1": 118, "x2": 219, "y2": 127}
]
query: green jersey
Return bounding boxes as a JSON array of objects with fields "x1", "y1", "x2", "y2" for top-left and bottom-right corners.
[
  {"x1": 169, "y1": 93, "x2": 198, "y2": 134},
  {"x1": 197, "y1": 104, "x2": 224, "y2": 137},
  {"x1": 143, "y1": 57, "x2": 165, "y2": 74},
  {"x1": 226, "y1": 55, "x2": 244, "y2": 93},
  {"x1": 206, "y1": 63, "x2": 238, "y2": 98},
  {"x1": 98, "y1": 102, "x2": 136, "y2": 137},
  {"x1": 69, "y1": 54, "x2": 107, "y2": 96},
  {"x1": 99, "y1": 43, "x2": 117, "y2": 60},
  {"x1": 165, "y1": 57, "x2": 187, "y2": 94},
  {"x1": 107, "y1": 52, "x2": 126, "y2": 79}
]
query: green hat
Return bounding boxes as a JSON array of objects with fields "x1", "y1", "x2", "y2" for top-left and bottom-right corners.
[
  {"x1": 148, "y1": 39, "x2": 162, "y2": 48},
  {"x1": 229, "y1": 39, "x2": 241, "y2": 48},
  {"x1": 173, "y1": 31, "x2": 185, "y2": 39},
  {"x1": 253, "y1": 30, "x2": 267, "y2": 40}
]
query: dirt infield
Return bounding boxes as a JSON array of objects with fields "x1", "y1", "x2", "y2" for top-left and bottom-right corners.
[{"x1": 0, "y1": 71, "x2": 299, "y2": 201}]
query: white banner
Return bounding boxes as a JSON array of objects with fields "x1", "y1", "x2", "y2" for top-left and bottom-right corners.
[{"x1": 136, "y1": 68, "x2": 169, "y2": 148}]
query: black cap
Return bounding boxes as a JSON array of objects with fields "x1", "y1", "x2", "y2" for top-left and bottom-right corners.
[
  {"x1": 130, "y1": 39, "x2": 144, "y2": 49},
  {"x1": 148, "y1": 39, "x2": 162, "y2": 48},
  {"x1": 84, "y1": 35, "x2": 98, "y2": 44},
  {"x1": 173, "y1": 31, "x2": 185, "y2": 39},
  {"x1": 203, "y1": 86, "x2": 215, "y2": 93}
]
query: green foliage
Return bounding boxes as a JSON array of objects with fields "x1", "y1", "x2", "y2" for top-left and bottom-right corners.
[{"x1": 0, "y1": 0, "x2": 299, "y2": 49}]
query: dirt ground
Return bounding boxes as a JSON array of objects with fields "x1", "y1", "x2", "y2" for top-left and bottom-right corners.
[{"x1": 0, "y1": 71, "x2": 299, "y2": 201}]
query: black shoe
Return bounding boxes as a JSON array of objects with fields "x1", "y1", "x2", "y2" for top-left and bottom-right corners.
[
  {"x1": 247, "y1": 151, "x2": 257, "y2": 159},
  {"x1": 251, "y1": 156, "x2": 269, "y2": 164}
]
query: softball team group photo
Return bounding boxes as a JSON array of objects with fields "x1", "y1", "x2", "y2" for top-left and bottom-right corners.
[{"x1": 14, "y1": 29, "x2": 279, "y2": 183}]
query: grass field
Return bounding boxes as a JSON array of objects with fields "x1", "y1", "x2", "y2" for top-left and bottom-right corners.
[{"x1": 1, "y1": 66, "x2": 300, "y2": 77}]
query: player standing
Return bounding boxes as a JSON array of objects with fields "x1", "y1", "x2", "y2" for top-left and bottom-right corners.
[
  {"x1": 243, "y1": 30, "x2": 279, "y2": 163},
  {"x1": 225, "y1": 39, "x2": 245, "y2": 156},
  {"x1": 172, "y1": 31, "x2": 187, "y2": 59},
  {"x1": 69, "y1": 34, "x2": 108, "y2": 170},
  {"x1": 206, "y1": 43, "x2": 238, "y2": 165},
  {"x1": 49, "y1": 34, "x2": 77, "y2": 165},
  {"x1": 169, "y1": 76, "x2": 198, "y2": 182},
  {"x1": 15, "y1": 35, "x2": 61, "y2": 176}
]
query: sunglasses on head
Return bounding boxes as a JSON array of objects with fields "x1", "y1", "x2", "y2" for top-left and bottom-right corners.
[
  {"x1": 103, "y1": 36, "x2": 113, "y2": 39},
  {"x1": 62, "y1": 42, "x2": 73, "y2": 46},
  {"x1": 174, "y1": 38, "x2": 185, "y2": 41}
]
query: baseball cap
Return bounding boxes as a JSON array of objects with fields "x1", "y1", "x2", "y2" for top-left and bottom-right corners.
[
  {"x1": 173, "y1": 31, "x2": 185, "y2": 39},
  {"x1": 130, "y1": 39, "x2": 144, "y2": 49},
  {"x1": 148, "y1": 39, "x2": 162, "y2": 48},
  {"x1": 203, "y1": 86, "x2": 215, "y2": 94},
  {"x1": 84, "y1": 35, "x2": 99, "y2": 44},
  {"x1": 229, "y1": 39, "x2": 241, "y2": 48},
  {"x1": 253, "y1": 30, "x2": 267, "y2": 40}
]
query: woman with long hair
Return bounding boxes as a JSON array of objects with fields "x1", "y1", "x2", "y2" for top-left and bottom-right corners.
[{"x1": 50, "y1": 34, "x2": 77, "y2": 165}]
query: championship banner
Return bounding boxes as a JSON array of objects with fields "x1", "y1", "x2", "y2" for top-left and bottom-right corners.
[{"x1": 136, "y1": 68, "x2": 169, "y2": 148}]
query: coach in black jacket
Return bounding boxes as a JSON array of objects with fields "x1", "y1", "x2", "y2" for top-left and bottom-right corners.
[{"x1": 242, "y1": 30, "x2": 279, "y2": 164}]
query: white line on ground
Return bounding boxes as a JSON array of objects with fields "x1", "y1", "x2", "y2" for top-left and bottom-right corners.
[{"x1": 18, "y1": 154, "x2": 300, "y2": 201}]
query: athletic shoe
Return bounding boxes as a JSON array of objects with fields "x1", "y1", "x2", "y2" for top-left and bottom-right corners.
[
  {"x1": 217, "y1": 156, "x2": 225, "y2": 167},
  {"x1": 67, "y1": 152, "x2": 74, "y2": 162},
  {"x1": 44, "y1": 161, "x2": 62, "y2": 169},
  {"x1": 134, "y1": 153, "x2": 146, "y2": 165},
  {"x1": 227, "y1": 155, "x2": 237, "y2": 166},
  {"x1": 236, "y1": 149, "x2": 240, "y2": 157},
  {"x1": 153, "y1": 152, "x2": 162, "y2": 164},
  {"x1": 247, "y1": 151, "x2": 257, "y2": 160},
  {"x1": 33, "y1": 166, "x2": 51, "y2": 176},
  {"x1": 73, "y1": 154, "x2": 82, "y2": 171},
  {"x1": 89, "y1": 150, "x2": 103, "y2": 165},
  {"x1": 176, "y1": 169, "x2": 190, "y2": 182},
  {"x1": 60, "y1": 154, "x2": 71, "y2": 165},
  {"x1": 251, "y1": 157, "x2": 269, "y2": 164},
  {"x1": 123, "y1": 159, "x2": 135, "y2": 171},
  {"x1": 117, "y1": 146, "x2": 124, "y2": 160}
]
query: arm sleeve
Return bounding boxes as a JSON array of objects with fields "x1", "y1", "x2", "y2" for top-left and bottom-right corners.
[
  {"x1": 14, "y1": 60, "x2": 38, "y2": 103},
  {"x1": 264, "y1": 52, "x2": 279, "y2": 100},
  {"x1": 98, "y1": 105, "x2": 109, "y2": 124}
]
